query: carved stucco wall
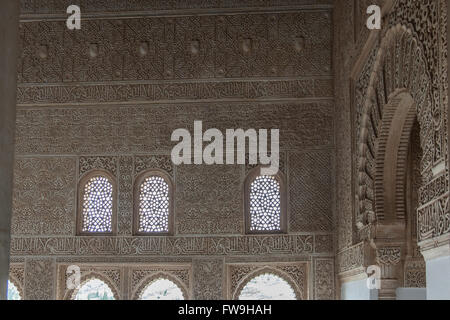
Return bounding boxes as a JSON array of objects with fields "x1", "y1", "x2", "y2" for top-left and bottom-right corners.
[
  {"x1": 11, "y1": 0, "x2": 335, "y2": 300},
  {"x1": 335, "y1": 0, "x2": 448, "y2": 293}
]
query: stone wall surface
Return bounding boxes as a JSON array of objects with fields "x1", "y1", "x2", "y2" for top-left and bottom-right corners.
[{"x1": 10, "y1": 0, "x2": 335, "y2": 300}]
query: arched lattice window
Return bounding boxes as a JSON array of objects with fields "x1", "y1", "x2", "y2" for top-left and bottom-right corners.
[
  {"x1": 238, "y1": 273, "x2": 296, "y2": 300},
  {"x1": 139, "y1": 278, "x2": 184, "y2": 300},
  {"x1": 73, "y1": 278, "x2": 115, "y2": 300},
  {"x1": 134, "y1": 170, "x2": 173, "y2": 235},
  {"x1": 244, "y1": 169, "x2": 287, "y2": 233},
  {"x1": 7, "y1": 280, "x2": 21, "y2": 300},
  {"x1": 78, "y1": 171, "x2": 116, "y2": 234}
]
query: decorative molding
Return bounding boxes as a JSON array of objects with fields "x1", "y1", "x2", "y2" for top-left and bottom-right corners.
[
  {"x1": 314, "y1": 258, "x2": 335, "y2": 300},
  {"x1": 19, "y1": 0, "x2": 333, "y2": 18},
  {"x1": 17, "y1": 12, "x2": 331, "y2": 84},
  {"x1": 17, "y1": 79, "x2": 333, "y2": 106},
  {"x1": 10, "y1": 234, "x2": 333, "y2": 257},
  {"x1": 15, "y1": 102, "x2": 334, "y2": 156}
]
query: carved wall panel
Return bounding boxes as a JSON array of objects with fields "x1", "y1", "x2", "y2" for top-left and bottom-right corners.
[
  {"x1": 24, "y1": 258, "x2": 56, "y2": 300},
  {"x1": 289, "y1": 150, "x2": 333, "y2": 232},
  {"x1": 15, "y1": 103, "x2": 333, "y2": 156},
  {"x1": 193, "y1": 258, "x2": 224, "y2": 300},
  {"x1": 404, "y1": 259, "x2": 426, "y2": 288},
  {"x1": 18, "y1": 12, "x2": 331, "y2": 84},
  {"x1": 11, "y1": 2, "x2": 336, "y2": 300},
  {"x1": 176, "y1": 164, "x2": 242, "y2": 235},
  {"x1": 333, "y1": 0, "x2": 357, "y2": 252},
  {"x1": 12, "y1": 157, "x2": 76, "y2": 236},
  {"x1": 314, "y1": 258, "x2": 335, "y2": 300}
]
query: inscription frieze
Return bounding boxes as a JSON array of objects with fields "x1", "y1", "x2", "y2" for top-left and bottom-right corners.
[
  {"x1": 17, "y1": 79, "x2": 333, "y2": 105},
  {"x1": 10, "y1": 234, "x2": 332, "y2": 256}
]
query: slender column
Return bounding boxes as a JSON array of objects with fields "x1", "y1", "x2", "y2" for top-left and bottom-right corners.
[{"x1": 0, "y1": 0, "x2": 20, "y2": 300}]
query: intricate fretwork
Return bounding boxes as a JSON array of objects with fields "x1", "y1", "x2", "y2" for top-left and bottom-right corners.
[
  {"x1": 16, "y1": 103, "x2": 333, "y2": 155},
  {"x1": 314, "y1": 259, "x2": 335, "y2": 300},
  {"x1": 418, "y1": 192, "x2": 450, "y2": 241},
  {"x1": 13, "y1": 1, "x2": 337, "y2": 301},
  {"x1": 249, "y1": 176, "x2": 281, "y2": 232},
  {"x1": 12, "y1": 157, "x2": 75, "y2": 235},
  {"x1": 337, "y1": 242, "x2": 365, "y2": 275},
  {"x1": 81, "y1": 176, "x2": 114, "y2": 233},
  {"x1": 355, "y1": 24, "x2": 438, "y2": 233},
  {"x1": 118, "y1": 157, "x2": 133, "y2": 235},
  {"x1": 17, "y1": 79, "x2": 333, "y2": 106},
  {"x1": 376, "y1": 247, "x2": 402, "y2": 266},
  {"x1": 176, "y1": 164, "x2": 242, "y2": 234},
  {"x1": 193, "y1": 259, "x2": 224, "y2": 300},
  {"x1": 25, "y1": 258, "x2": 55, "y2": 300},
  {"x1": 18, "y1": 12, "x2": 331, "y2": 83},
  {"x1": 79, "y1": 156, "x2": 118, "y2": 177},
  {"x1": 137, "y1": 176, "x2": 170, "y2": 233},
  {"x1": 404, "y1": 259, "x2": 426, "y2": 288},
  {"x1": 289, "y1": 151, "x2": 333, "y2": 232},
  {"x1": 134, "y1": 155, "x2": 173, "y2": 177},
  {"x1": 11, "y1": 234, "x2": 319, "y2": 256}
]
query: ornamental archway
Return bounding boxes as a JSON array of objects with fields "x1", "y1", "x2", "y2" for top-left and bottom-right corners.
[{"x1": 355, "y1": 25, "x2": 436, "y2": 299}]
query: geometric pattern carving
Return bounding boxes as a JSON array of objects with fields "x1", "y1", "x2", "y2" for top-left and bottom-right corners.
[
  {"x1": 404, "y1": 259, "x2": 426, "y2": 288},
  {"x1": 134, "y1": 155, "x2": 173, "y2": 177},
  {"x1": 17, "y1": 79, "x2": 334, "y2": 105},
  {"x1": 15, "y1": 103, "x2": 334, "y2": 156},
  {"x1": 249, "y1": 175, "x2": 281, "y2": 232},
  {"x1": 193, "y1": 259, "x2": 224, "y2": 300},
  {"x1": 10, "y1": 234, "x2": 323, "y2": 256},
  {"x1": 289, "y1": 151, "x2": 333, "y2": 232},
  {"x1": 13, "y1": 2, "x2": 336, "y2": 301},
  {"x1": 12, "y1": 157, "x2": 76, "y2": 235},
  {"x1": 137, "y1": 176, "x2": 170, "y2": 233},
  {"x1": 18, "y1": 12, "x2": 331, "y2": 84},
  {"x1": 79, "y1": 156, "x2": 117, "y2": 177},
  {"x1": 80, "y1": 175, "x2": 114, "y2": 233},
  {"x1": 175, "y1": 164, "x2": 242, "y2": 234},
  {"x1": 354, "y1": 0, "x2": 449, "y2": 246},
  {"x1": 337, "y1": 242, "x2": 365, "y2": 275},
  {"x1": 118, "y1": 156, "x2": 133, "y2": 235},
  {"x1": 314, "y1": 258, "x2": 335, "y2": 300},
  {"x1": 25, "y1": 258, "x2": 55, "y2": 300}
]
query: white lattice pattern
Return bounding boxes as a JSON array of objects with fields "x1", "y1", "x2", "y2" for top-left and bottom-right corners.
[
  {"x1": 82, "y1": 176, "x2": 113, "y2": 232},
  {"x1": 138, "y1": 176, "x2": 170, "y2": 233},
  {"x1": 250, "y1": 176, "x2": 281, "y2": 231}
]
